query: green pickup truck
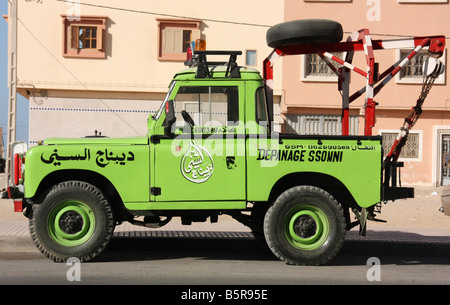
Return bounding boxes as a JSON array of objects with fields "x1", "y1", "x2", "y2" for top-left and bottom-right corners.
[
  {"x1": 5, "y1": 51, "x2": 412, "y2": 266},
  {"x1": 8, "y1": 19, "x2": 443, "y2": 265}
]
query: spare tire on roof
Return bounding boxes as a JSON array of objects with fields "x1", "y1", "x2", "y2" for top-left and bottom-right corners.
[{"x1": 266, "y1": 19, "x2": 343, "y2": 48}]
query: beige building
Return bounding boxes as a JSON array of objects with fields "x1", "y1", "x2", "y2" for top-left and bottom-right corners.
[
  {"x1": 8, "y1": 0, "x2": 283, "y2": 144},
  {"x1": 280, "y1": 0, "x2": 450, "y2": 186},
  {"x1": 7, "y1": 0, "x2": 450, "y2": 186},
  {"x1": 0, "y1": 127, "x2": 4, "y2": 173}
]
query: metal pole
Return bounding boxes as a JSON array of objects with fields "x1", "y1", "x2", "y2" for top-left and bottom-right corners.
[{"x1": 6, "y1": 0, "x2": 18, "y2": 183}]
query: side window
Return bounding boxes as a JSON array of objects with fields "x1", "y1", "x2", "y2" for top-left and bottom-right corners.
[
  {"x1": 256, "y1": 86, "x2": 270, "y2": 133},
  {"x1": 174, "y1": 86, "x2": 239, "y2": 129}
]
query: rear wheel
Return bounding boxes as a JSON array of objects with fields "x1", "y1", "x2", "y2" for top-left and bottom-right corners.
[
  {"x1": 30, "y1": 181, "x2": 114, "y2": 262},
  {"x1": 264, "y1": 186, "x2": 346, "y2": 265}
]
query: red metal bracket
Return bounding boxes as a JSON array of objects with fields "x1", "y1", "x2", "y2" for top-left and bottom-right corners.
[{"x1": 264, "y1": 29, "x2": 446, "y2": 136}]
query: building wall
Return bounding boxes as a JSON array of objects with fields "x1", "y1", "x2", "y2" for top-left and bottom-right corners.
[
  {"x1": 12, "y1": 0, "x2": 450, "y2": 185},
  {"x1": 13, "y1": 0, "x2": 284, "y2": 144},
  {"x1": 282, "y1": 0, "x2": 450, "y2": 186},
  {"x1": 28, "y1": 92, "x2": 165, "y2": 143},
  {"x1": 0, "y1": 126, "x2": 3, "y2": 157},
  {"x1": 0, "y1": 127, "x2": 4, "y2": 173}
]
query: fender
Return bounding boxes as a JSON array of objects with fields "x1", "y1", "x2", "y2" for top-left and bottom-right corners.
[
  {"x1": 24, "y1": 143, "x2": 150, "y2": 203},
  {"x1": 268, "y1": 171, "x2": 358, "y2": 208},
  {"x1": 30, "y1": 169, "x2": 122, "y2": 204}
]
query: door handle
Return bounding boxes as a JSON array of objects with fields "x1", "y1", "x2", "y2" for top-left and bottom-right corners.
[{"x1": 226, "y1": 156, "x2": 236, "y2": 169}]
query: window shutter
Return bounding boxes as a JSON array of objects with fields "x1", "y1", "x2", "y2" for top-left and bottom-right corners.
[
  {"x1": 70, "y1": 25, "x2": 79, "y2": 49},
  {"x1": 163, "y1": 28, "x2": 184, "y2": 54},
  {"x1": 191, "y1": 29, "x2": 200, "y2": 41},
  {"x1": 157, "y1": 19, "x2": 203, "y2": 60},
  {"x1": 96, "y1": 26, "x2": 103, "y2": 50}
]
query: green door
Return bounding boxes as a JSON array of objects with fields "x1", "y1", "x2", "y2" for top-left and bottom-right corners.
[{"x1": 153, "y1": 82, "x2": 246, "y2": 203}]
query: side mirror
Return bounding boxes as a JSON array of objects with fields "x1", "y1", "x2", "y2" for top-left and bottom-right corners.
[{"x1": 164, "y1": 100, "x2": 176, "y2": 137}]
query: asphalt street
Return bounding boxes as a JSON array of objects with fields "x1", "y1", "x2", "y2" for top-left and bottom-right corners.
[{"x1": 1, "y1": 186, "x2": 449, "y2": 260}]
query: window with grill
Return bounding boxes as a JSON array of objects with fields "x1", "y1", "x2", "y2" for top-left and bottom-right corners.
[
  {"x1": 301, "y1": 52, "x2": 343, "y2": 82},
  {"x1": 400, "y1": 50, "x2": 428, "y2": 79},
  {"x1": 304, "y1": 0, "x2": 351, "y2": 2},
  {"x1": 396, "y1": 48, "x2": 446, "y2": 84},
  {"x1": 285, "y1": 114, "x2": 359, "y2": 135},
  {"x1": 381, "y1": 132, "x2": 421, "y2": 160},
  {"x1": 398, "y1": 0, "x2": 447, "y2": 3}
]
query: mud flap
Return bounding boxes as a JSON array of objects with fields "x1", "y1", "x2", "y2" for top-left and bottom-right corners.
[{"x1": 383, "y1": 160, "x2": 414, "y2": 201}]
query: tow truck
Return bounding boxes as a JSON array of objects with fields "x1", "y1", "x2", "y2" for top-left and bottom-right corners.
[{"x1": 3, "y1": 20, "x2": 445, "y2": 265}]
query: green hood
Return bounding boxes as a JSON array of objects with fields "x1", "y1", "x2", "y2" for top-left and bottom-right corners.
[{"x1": 43, "y1": 136, "x2": 149, "y2": 146}]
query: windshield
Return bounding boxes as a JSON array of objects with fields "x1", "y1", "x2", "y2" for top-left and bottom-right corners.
[{"x1": 153, "y1": 81, "x2": 176, "y2": 120}]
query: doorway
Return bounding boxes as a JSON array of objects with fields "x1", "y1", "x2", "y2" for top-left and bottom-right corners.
[{"x1": 442, "y1": 134, "x2": 450, "y2": 185}]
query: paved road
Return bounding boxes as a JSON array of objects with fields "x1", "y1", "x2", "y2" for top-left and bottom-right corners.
[
  {"x1": 1, "y1": 216, "x2": 450, "y2": 253},
  {"x1": 1, "y1": 236, "x2": 450, "y2": 286},
  {"x1": 1, "y1": 193, "x2": 450, "y2": 286},
  {"x1": 1, "y1": 218, "x2": 450, "y2": 286}
]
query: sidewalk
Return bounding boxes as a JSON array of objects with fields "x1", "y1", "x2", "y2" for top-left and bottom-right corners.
[{"x1": 1, "y1": 186, "x2": 449, "y2": 253}]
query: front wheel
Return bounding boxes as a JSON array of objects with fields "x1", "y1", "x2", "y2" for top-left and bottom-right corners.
[
  {"x1": 30, "y1": 181, "x2": 114, "y2": 262},
  {"x1": 264, "y1": 186, "x2": 346, "y2": 266}
]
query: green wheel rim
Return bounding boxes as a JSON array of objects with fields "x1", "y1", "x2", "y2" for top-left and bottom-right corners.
[
  {"x1": 285, "y1": 205, "x2": 329, "y2": 250},
  {"x1": 47, "y1": 200, "x2": 96, "y2": 247}
]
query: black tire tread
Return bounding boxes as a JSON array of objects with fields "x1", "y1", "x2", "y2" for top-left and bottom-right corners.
[
  {"x1": 266, "y1": 19, "x2": 343, "y2": 48},
  {"x1": 263, "y1": 185, "x2": 346, "y2": 266},
  {"x1": 29, "y1": 181, "x2": 114, "y2": 263}
]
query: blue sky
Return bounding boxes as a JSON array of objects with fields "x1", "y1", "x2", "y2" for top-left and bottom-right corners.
[{"x1": 1, "y1": 0, "x2": 29, "y2": 158}]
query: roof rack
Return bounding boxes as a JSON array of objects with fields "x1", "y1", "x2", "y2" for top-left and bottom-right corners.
[{"x1": 189, "y1": 50, "x2": 242, "y2": 79}]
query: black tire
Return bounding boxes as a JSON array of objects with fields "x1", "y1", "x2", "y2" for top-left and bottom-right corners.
[
  {"x1": 266, "y1": 19, "x2": 343, "y2": 48},
  {"x1": 30, "y1": 181, "x2": 114, "y2": 262},
  {"x1": 264, "y1": 186, "x2": 346, "y2": 266}
]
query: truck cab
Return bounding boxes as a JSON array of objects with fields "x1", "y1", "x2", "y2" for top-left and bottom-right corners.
[{"x1": 147, "y1": 51, "x2": 264, "y2": 208}]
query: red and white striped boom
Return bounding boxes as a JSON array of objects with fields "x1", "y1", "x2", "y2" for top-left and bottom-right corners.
[{"x1": 263, "y1": 28, "x2": 446, "y2": 136}]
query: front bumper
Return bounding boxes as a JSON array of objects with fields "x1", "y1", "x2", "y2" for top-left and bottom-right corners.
[{"x1": 2, "y1": 186, "x2": 26, "y2": 212}]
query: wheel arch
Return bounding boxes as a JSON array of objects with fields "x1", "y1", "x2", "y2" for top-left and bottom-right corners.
[
  {"x1": 268, "y1": 172, "x2": 358, "y2": 209},
  {"x1": 30, "y1": 169, "x2": 125, "y2": 218}
]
